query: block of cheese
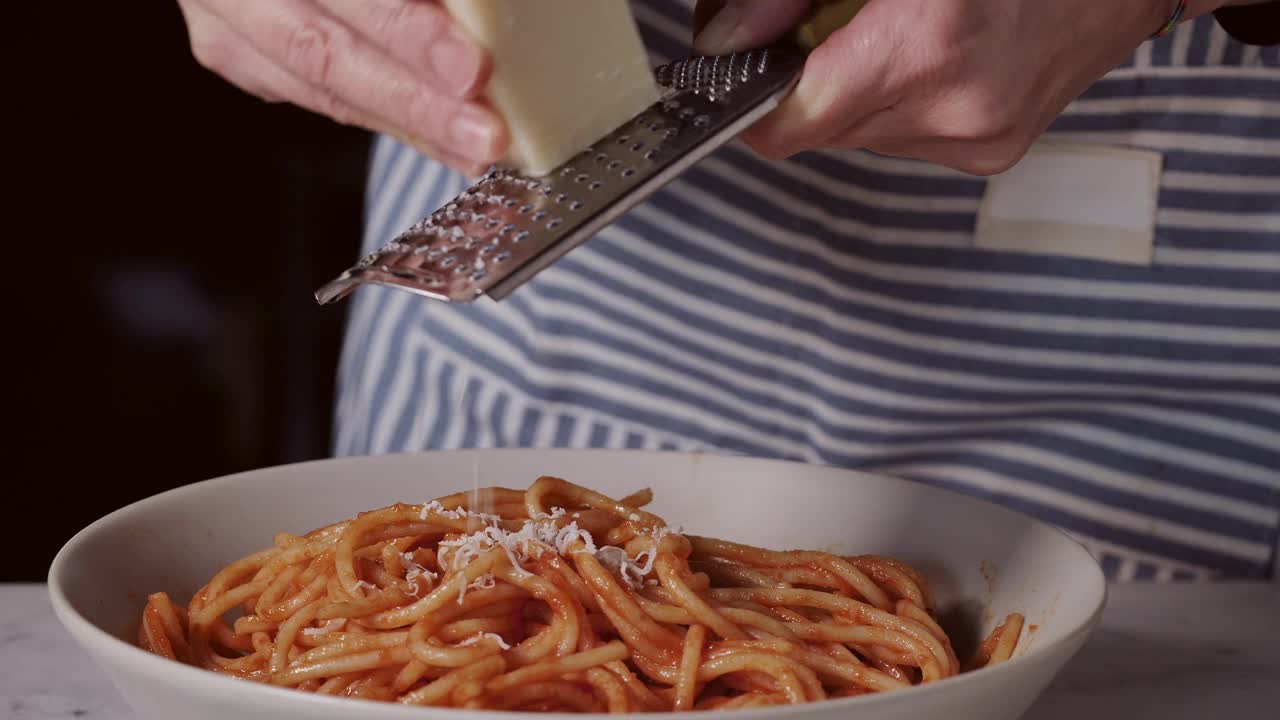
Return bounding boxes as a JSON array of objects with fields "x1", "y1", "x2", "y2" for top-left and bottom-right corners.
[{"x1": 442, "y1": 0, "x2": 659, "y2": 176}]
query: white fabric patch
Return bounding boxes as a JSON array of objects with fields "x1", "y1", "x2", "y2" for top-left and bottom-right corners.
[{"x1": 975, "y1": 141, "x2": 1163, "y2": 265}]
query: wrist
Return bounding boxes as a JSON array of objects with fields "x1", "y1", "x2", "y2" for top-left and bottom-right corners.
[{"x1": 1146, "y1": 0, "x2": 1242, "y2": 37}]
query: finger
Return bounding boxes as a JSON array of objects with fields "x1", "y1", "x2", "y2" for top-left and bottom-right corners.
[
  {"x1": 313, "y1": 0, "x2": 489, "y2": 99},
  {"x1": 184, "y1": 1, "x2": 488, "y2": 174},
  {"x1": 203, "y1": 0, "x2": 507, "y2": 166},
  {"x1": 693, "y1": 0, "x2": 812, "y2": 54},
  {"x1": 692, "y1": 0, "x2": 728, "y2": 39},
  {"x1": 179, "y1": 0, "x2": 282, "y2": 101},
  {"x1": 740, "y1": 2, "x2": 898, "y2": 159}
]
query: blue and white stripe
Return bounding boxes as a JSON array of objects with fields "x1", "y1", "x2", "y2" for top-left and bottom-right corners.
[{"x1": 334, "y1": 1, "x2": 1280, "y2": 581}]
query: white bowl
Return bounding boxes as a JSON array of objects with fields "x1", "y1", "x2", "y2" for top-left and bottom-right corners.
[{"x1": 49, "y1": 449, "x2": 1105, "y2": 720}]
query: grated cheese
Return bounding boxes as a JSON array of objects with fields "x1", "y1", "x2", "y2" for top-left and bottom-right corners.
[
  {"x1": 596, "y1": 546, "x2": 657, "y2": 589},
  {"x1": 420, "y1": 500, "x2": 501, "y2": 526},
  {"x1": 402, "y1": 552, "x2": 438, "y2": 598},
  {"x1": 456, "y1": 632, "x2": 511, "y2": 650},
  {"x1": 420, "y1": 503, "x2": 677, "y2": 600}
]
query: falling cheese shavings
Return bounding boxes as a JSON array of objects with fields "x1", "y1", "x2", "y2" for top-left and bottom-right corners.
[
  {"x1": 352, "y1": 580, "x2": 379, "y2": 596},
  {"x1": 301, "y1": 619, "x2": 347, "y2": 636},
  {"x1": 456, "y1": 632, "x2": 512, "y2": 650}
]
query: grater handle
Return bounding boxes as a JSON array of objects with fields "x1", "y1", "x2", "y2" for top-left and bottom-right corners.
[{"x1": 793, "y1": 0, "x2": 871, "y2": 51}]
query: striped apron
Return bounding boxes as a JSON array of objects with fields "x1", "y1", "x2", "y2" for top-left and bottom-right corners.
[{"x1": 334, "y1": 1, "x2": 1280, "y2": 581}]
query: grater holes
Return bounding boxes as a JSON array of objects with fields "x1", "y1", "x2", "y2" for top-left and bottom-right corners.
[
  {"x1": 532, "y1": 210, "x2": 548, "y2": 221},
  {"x1": 644, "y1": 150, "x2": 659, "y2": 160},
  {"x1": 513, "y1": 231, "x2": 530, "y2": 243},
  {"x1": 663, "y1": 128, "x2": 678, "y2": 139},
  {"x1": 554, "y1": 193, "x2": 569, "y2": 204},
  {"x1": 560, "y1": 167, "x2": 576, "y2": 177},
  {"x1": 518, "y1": 203, "x2": 533, "y2": 214},
  {"x1": 595, "y1": 153, "x2": 609, "y2": 165},
  {"x1": 589, "y1": 181, "x2": 603, "y2": 190},
  {"x1": 679, "y1": 107, "x2": 696, "y2": 119},
  {"x1": 569, "y1": 200, "x2": 584, "y2": 211},
  {"x1": 478, "y1": 243, "x2": 499, "y2": 256},
  {"x1": 607, "y1": 160, "x2": 622, "y2": 171},
  {"x1": 630, "y1": 141, "x2": 645, "y2": 152},
  {"x1": 694, "y1": 114, "x2": 711, "y2": 128},
  {"x1": 494, "y1": 251, "x2": 512, "y2": 263},
  {"x1": 498, "y1": 223, "x2": 516, "y2": 236},
  {"x1": 470, "y1": 269, "x2": 488, "y2": 282},
  {"x1": 502, "y1": 198, "x2": 517, "y2": 209},
  {"x1": 574, "y1": 173, "x2": 590, "y2": 184},
  {"x1": 621, "y1": 168, "x2": 636, "y2": 178},
  {"x1": 547, "y1": 217, "x2": 563, "y2": 230},
  {"x1": 439, "y1": 256, "x2": 458, "y2": 269}
]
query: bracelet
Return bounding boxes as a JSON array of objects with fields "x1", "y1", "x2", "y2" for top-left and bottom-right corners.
[{"x1": 1151, "y1": 0, "x2": 1189, "y2": 38}]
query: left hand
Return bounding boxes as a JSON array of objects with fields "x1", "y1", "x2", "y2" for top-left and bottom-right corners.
[{"x1": 693, "y1": 0, "x2": 1240, "y2": 175}]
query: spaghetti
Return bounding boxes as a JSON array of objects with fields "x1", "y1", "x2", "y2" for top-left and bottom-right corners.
[{"x1": 137, "y1": 476, "x2": 1024, "y2": 711}]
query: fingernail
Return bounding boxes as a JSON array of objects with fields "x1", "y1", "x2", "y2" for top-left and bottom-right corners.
[
  {"x1": 448, "y1": 105, "x2": 501, "y2": 162},
  {"x1": 693, "y1": 1, "x2": 746, "y2": 54},
  {"x1": 430, "y1": 26, "x2": 484, "y2": 96}
]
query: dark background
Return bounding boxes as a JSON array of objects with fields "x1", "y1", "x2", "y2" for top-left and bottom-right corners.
[{"x1": 11, "y1": 4, "x2": 374, "y2": 580}]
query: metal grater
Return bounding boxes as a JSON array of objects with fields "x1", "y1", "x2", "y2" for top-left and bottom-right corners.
[{"x1": 314, "y1": 46, "x2": 805, "y2": 305}]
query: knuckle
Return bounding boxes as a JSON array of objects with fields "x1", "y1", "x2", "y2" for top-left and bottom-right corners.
[
  {"x1": 189, "y1": 29, "x2": 232, "y2": 73},
  {"x1": 280, "y1": 18, "x2": 346, "y2": 89},
  {"x1": 369, "y1": 1, "x2": 431, "y2": 43},
  {"x1": 940, "y1": 89, "x2": 1019, "y2": 143}
]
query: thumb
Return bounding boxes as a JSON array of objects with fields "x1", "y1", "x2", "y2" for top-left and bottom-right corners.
[{"x1": 692, "y1": 0, "x2": 812, "y2": 55}]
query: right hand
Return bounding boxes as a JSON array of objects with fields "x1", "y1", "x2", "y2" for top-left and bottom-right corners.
[{"x1": 177, "y1": 0, "x2": 508, "y2": 175}]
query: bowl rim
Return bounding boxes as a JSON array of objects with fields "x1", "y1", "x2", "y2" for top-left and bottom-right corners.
[{"x1": 48, "y1": 448, "x2": 1108, "y2": 719}]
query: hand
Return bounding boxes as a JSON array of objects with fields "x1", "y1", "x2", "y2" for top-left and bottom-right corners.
[
  {"x1": 177, "y1": 0, "x2": 507, "y2": 175},
  {"x1": 694, "y1": 0, "x2": 1244, "y2": 175}
]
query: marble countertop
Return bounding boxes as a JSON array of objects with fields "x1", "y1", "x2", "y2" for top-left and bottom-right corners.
[{"x1": 3, "y1": 582, "x2": 1277, "y2": 719}]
